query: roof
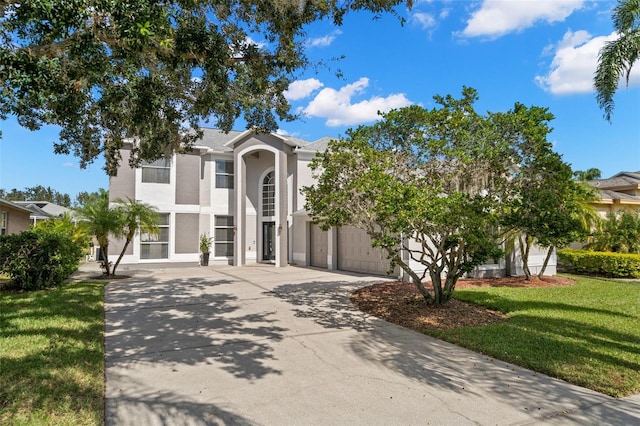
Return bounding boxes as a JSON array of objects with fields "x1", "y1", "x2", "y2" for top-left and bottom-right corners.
[
  {"x1": 192, "y1": 128, "x2": 243, "y2": 152},
  {"x1": 588, "y1": 171, "x2": 640, "y2": 205},
  {"x1": 588, "y1": 171, "x2": 640, "y2": 190},
  {"x1": 0, "y1": 198, "x2": 32, "y2": 213},
  {"x1": 12, "y1": 201, "x2": 70, "y2": 217},
  {"x1": 21, "y1": 203, "x2": 51, "y2": 220},
  {"x1": 192, "y1": 128, "x2": 326, "y2": 153},
  {"x1": 297, "y1": 137, "x2": 335, "y2": 153}
]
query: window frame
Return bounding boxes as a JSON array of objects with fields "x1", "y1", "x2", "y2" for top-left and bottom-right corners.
[
  {"x1": 262, "y1": 171, "x2": 275, "y2": 217},
  {"x1": 214, "y1": 215, "x2": 234, "y2": 257},
  {"x1": 141, "y1": 158, "x2": 171, "y2": 184},
  {"x1": 140, "y1": 213, "x2": 170, "y2": 259},
  {"x1": 215, "y1": 160, "x2": 234, "y2": 189},
  {"x1": 0, "y1": 211, "x2": 6, "y2": 235}
]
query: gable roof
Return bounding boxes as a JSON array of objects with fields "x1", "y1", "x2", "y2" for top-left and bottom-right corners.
[
  {"x1": 192, "y1": 128, "x2": 243, "y2": 152},
  {"x1": 0, "y1": 198, "x2": 32, "y2": 213},
  {"x1": 191, "y1": 127, "x2": 329, "y2": 154},
  {"x1": 12, "y1": 201, "x2": 70, "y2": 217}
]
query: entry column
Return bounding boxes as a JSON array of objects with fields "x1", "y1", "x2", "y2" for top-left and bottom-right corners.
[{"x1": 234, "y1": 154, "x2": 246, "y2": 266}]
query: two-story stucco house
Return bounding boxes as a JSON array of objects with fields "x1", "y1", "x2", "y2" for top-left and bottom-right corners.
[{"x1": 108, "y1": 128, "x2": 555, "y2": 278}]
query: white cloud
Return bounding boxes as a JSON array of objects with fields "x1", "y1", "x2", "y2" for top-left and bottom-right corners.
[
  {"x1": 63, "y1": 162, "x2": 77, "y2": 168},
  {"x1": 302, "y1": 78, "x2": 413, "y2": 127},
  {"x1": 284, "y1": 78, "x2": 324, "y2": 101},
  {"x1": 307, "y1": 30, "x2": 342, "y2": 48},
  {"x1": 535, "y1": 30, "x2": 640, "y2": 95},
  {"x1": 461, "y1": 0, "x2": 584, "y2": 39},
  {"x1": 412, "y1": 12, "x2": 437, "y2": 29}
]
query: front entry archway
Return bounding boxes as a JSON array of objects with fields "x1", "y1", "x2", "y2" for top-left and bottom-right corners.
[{"x1": 232, "y1": 137, "x2": 289, "y2": 268}]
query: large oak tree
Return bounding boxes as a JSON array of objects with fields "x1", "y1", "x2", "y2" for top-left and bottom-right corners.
[{"x1": 0, "y1": 0, "x2": 408, "y2": 175}]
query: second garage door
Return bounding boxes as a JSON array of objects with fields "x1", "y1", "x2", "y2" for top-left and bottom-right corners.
[
  {"x1": 310, "y1": 224, "x2": 328, "y2": 268},
  {"x1": 337, "y1": 226, "x2": 395, "y2": 276}
]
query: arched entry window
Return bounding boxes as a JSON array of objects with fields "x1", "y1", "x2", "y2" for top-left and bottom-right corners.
[{"x1": 262, "y1": 171, "x2": 275, "y2": 217}]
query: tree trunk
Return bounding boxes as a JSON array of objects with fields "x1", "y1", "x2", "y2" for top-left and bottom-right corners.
[
  {"x1": 518, "y1": 234, "x2": 532, "y2": 280},
  {"x1": 101, "y1": 243, "x2": 112, "y2": 276},
  {"x1": 538, "y1": 246, "x2": 554, "y2": 279},
  {"x1": 431, "y1": 273, "x2": 442, "y2": 304},
  {"x1": 112, "y1": 236, "x2": 132, "y2": 276},
  {"x1": 393, "y1": 255, "x2": 434, "y2": 305}
]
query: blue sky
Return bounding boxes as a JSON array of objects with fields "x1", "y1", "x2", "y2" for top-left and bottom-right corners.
[{"x1": 1, "y1": 0, "x2": 639, "y2": 198}]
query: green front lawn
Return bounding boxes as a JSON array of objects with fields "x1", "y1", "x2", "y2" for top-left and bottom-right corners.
[
  {"x1": 0, "y1": 281, "x2": 106, "y2": 425},
  {"x1": 429, "y1": 275, "x2": 640, "y2": 397}
]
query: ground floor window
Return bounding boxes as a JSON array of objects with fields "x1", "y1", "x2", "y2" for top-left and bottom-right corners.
[
  {"x1": 214, "y1": 216, "x2": 234, "y2": 257},
  {"x1": 141, "y1": 213, "x2": 169, "y2": 259},
  {"x1": 1, "y1": 212, "x2": 6, "y2": 235}
]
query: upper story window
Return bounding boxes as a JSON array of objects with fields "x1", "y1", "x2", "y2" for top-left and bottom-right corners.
[
  {"x1": 142, "y1": 158, "x2": 171, "y2": 184},
  {"x1": 262, "y1": 171, "x2": 275, "y2": 217},
  {"x1": 216, "y1": 160, "x2": 234, "y2": 189}
]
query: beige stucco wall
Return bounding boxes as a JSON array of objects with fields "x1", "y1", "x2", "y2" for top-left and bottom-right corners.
[
  {"x1": 109, "y1": 149, "x2": 136, "y2": 201},
  {"x1": 175, "y1": 213, "x2": 199, "y2": 253},
  {"x1": 200, "y1": 155, "x2": 212, "y2": 207},
  {"x1": 175, "y1": 153, "x2": 200, "y2": 205},
  {"x1": 1, "y1": 204, "x2": 31, "y2": 234}
]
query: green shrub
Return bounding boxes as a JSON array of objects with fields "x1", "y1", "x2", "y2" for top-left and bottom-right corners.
[
  {"x1": 0, "y1": 229, "x2": 82, "y2": 290},
  {"x1": 558, "y1": 249, "x2": 640, "y2": 278}
]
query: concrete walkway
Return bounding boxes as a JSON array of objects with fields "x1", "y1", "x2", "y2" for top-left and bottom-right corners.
[{"x1": 98, "y1": 264, "x2": 640, "y2": 425}]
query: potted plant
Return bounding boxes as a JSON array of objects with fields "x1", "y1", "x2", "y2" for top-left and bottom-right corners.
[{"x1": 200, "y1": 233, "x2": 213, "y2": 266}]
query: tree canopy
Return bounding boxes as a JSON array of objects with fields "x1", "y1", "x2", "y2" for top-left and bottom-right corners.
[
  {"x1": 0, "y1": 185, "x2": 72, "y2": 207},
  {"x1": 304, "y1": 87, "x2": 584, "y2": 305},
  {"x1": 573, "y1": 168, "x2": 602, "y2": 181},
  {"x1": 0, "y1": 0, "x2": 407, "y2": 175}
]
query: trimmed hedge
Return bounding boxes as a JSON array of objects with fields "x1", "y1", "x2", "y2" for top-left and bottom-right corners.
[
  {"x1": 0, "y1": 229, "x2": 82, "y2": 290},
  {"x1": 557, "y1": 249, "x2": 640, "y2": 278}
]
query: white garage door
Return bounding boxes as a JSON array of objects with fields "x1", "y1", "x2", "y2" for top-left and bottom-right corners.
[
  {"x1": 310, "y1": 224, "x2": 328, "y2": 268},
  {"x1": 337, "y1": 226, "x2": 395, "y2": 276}
]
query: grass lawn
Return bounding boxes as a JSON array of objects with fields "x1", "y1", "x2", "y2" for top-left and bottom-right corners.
[
  {"x1": 0, "y1": 281, "x2": 106, "y2": 425},
  {"x1": 428, "y1": 275, "x2": 640, "y2": 397}
]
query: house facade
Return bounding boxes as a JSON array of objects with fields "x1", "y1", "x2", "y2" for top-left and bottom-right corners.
[
  {"x1": 12, "y1": 201, "x2": 70, "y2": 226},
  {"x1": 0, "y1": 199, "x2": 32, "y2": 235},
  {"x1": 587, "y1": 171, "x2": 640, "y2": 216},
  {"x1": 108, "y1": 128, "x2": 555, "y2": 277}
]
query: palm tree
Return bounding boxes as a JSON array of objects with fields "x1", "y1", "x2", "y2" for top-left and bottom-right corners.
[
  {"x1": 573, "y1": 168, "x2": 602, "y2": 181},
  {"x1": 73, "y1": 189, "x2": 122, "y2": 276},
  {"x1": 111, "y1": 197, "x2": 159, "y2": 275},
  {"x1": 594, "y1": 0, "x2": 640, "y2": 121}
]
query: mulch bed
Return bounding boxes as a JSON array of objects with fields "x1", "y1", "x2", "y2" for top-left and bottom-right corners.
[{"x1": 350, "y1": 275, "x2": 576, "y2": 330}]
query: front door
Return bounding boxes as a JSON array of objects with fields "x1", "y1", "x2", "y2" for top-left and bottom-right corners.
[{"x1": 262, "y1": 221, "x2": 275, "y2": 261}]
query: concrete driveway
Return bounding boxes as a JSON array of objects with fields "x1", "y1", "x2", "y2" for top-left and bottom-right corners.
[{"x1": 103, "y1": 265, "x2": 640, "y2": 425}]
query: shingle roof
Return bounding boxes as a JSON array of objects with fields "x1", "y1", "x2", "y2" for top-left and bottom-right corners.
[
  {"x1": 192, "y1": 128, "x2": 327, "y2": 153},
  {"x1": 0, "y1": 198, "x2": 32, "y2": 213},
  {"x1": 13, "y1": 201, "x2": 69, "y2": 217},
  {"x1": 589, "y1": 171, "x2": 640, "y2": 189},
  {"x1": 192, "y1": 128, "x2": 243, "y2": 152},
  {"x1": 598, "y1": 189, "x2": 640, "y2": 201},
  {"x1": 297, "y1": 136, "x2": 335, "y2": 153}
]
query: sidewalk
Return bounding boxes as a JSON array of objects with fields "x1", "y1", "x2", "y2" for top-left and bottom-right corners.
[{"x1": 100, "y1": 264, "x2": 640, "y2": 425}]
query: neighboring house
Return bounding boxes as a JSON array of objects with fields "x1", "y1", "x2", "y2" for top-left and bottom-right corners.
[
  {"x1": 12, "y1": 201, "x2": 71, "y2": 226},
  {"x1": 0, "y1": 198, "x2": 32, "y2": 235},
  {"x1": 587, "y1": 171, "x2": 640, "y2": 217},
  {"x1": 108, "y1": 128, "x2": 555, "y2": 277}
]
